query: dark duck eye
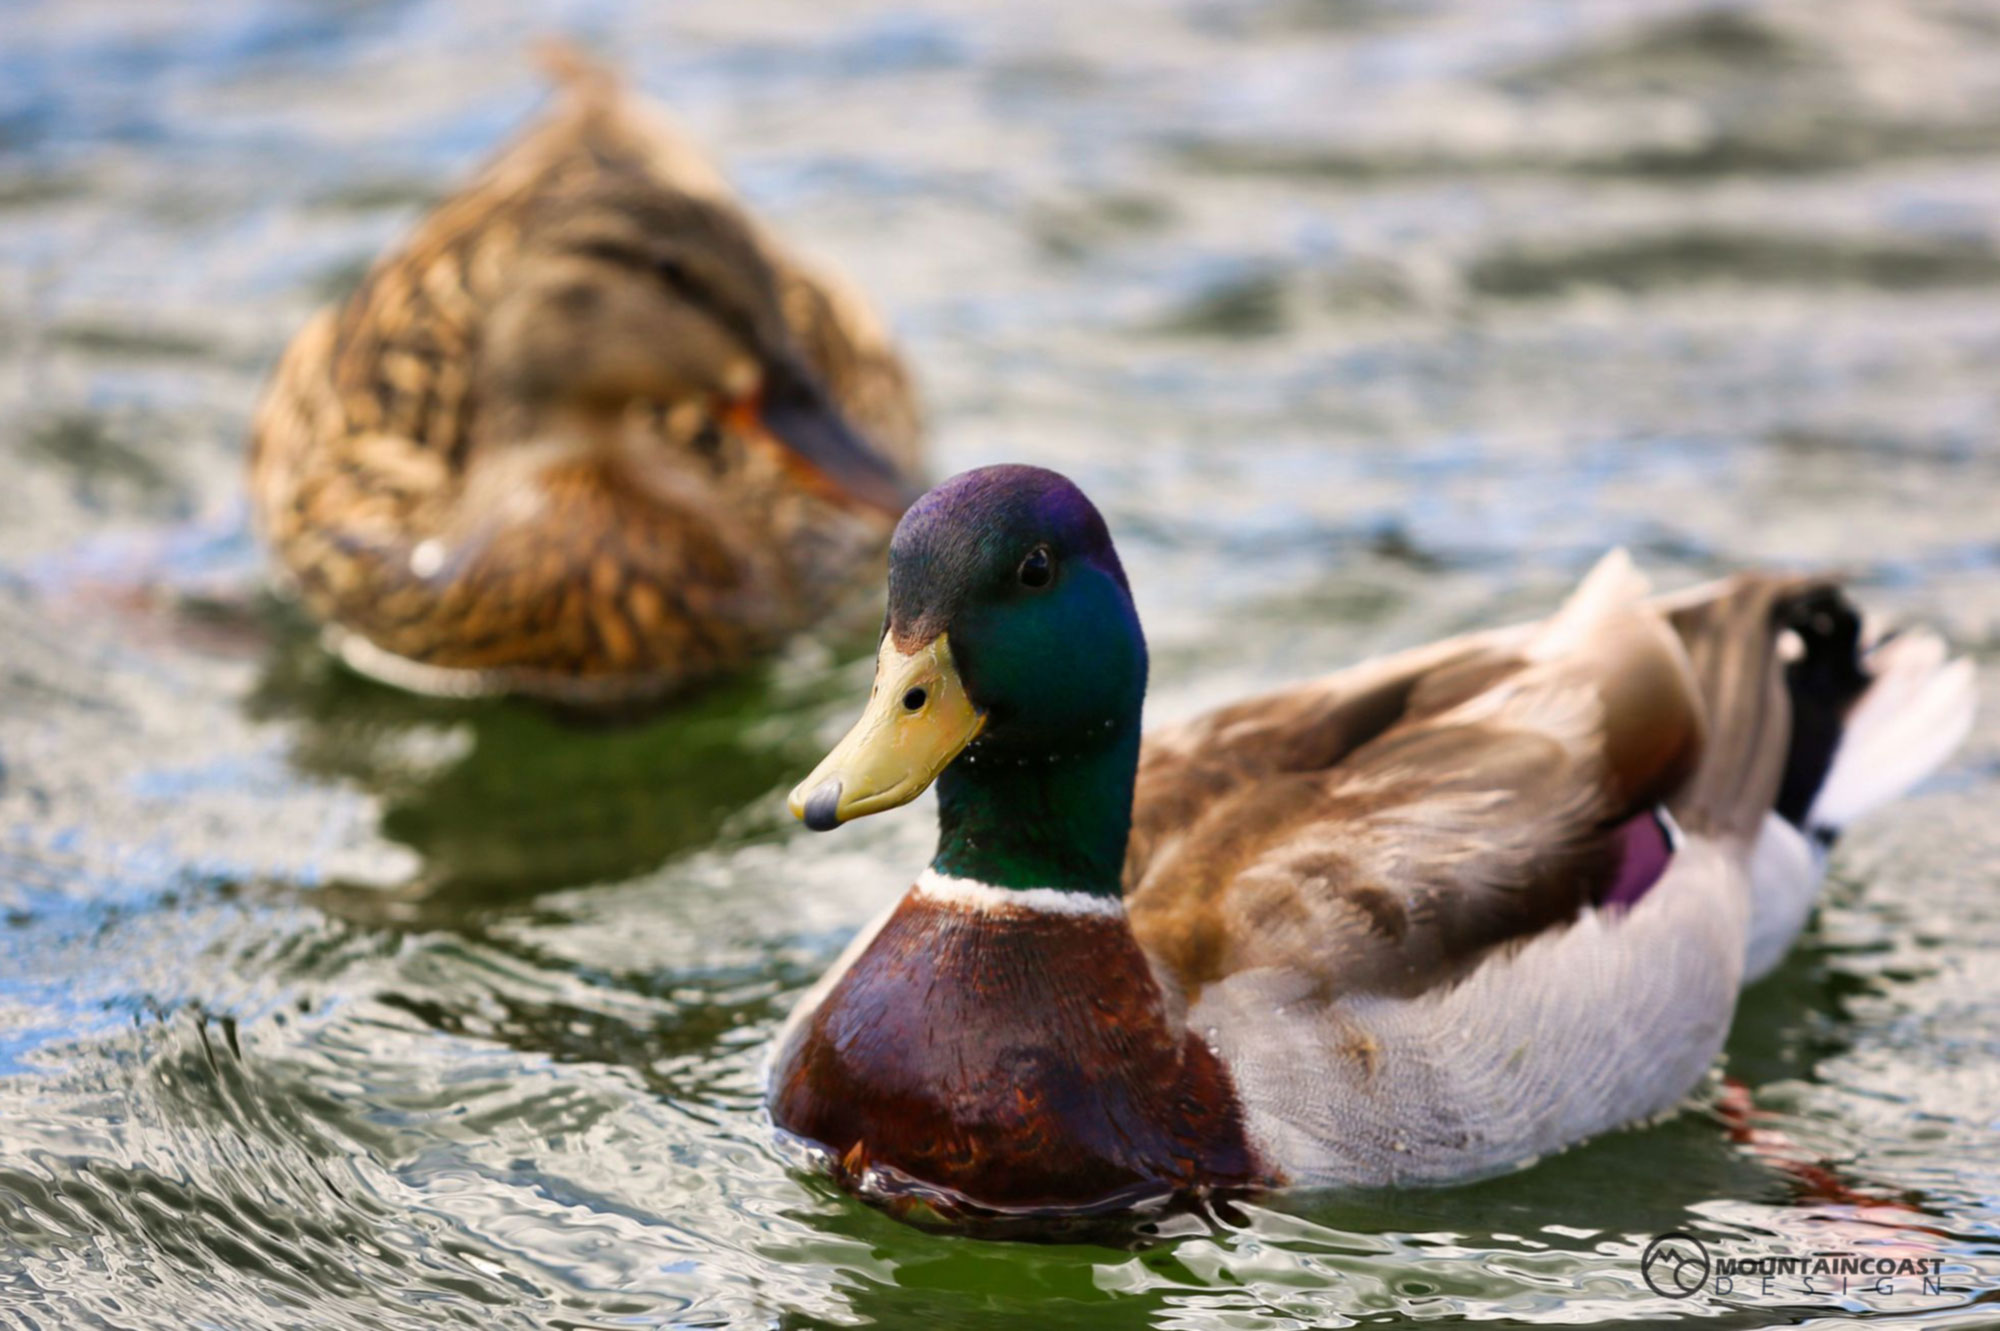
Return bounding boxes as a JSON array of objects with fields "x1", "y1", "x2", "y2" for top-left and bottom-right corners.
[{"x1": 1018, "y1": 545, "x2": 1055, "y2": 589}]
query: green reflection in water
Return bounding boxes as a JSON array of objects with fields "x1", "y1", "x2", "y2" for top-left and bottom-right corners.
[{"x1": 243, "y1": 608, "x2": 867, "y2": 924}]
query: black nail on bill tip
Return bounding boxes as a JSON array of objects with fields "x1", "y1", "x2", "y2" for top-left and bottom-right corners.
[{"x1": 802, "y1": 779, "x2": 844, "y2": 832}]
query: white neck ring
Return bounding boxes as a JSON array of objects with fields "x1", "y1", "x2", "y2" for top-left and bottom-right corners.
[{"x1": 914, "y1": 868, "x2": 1127, "y2": 918}]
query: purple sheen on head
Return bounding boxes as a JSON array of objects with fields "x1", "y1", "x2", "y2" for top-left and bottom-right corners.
[
  {"x1": 1600, "y1": 808, "x2": 1676, "y2": 909},
  {"x1": 886, "y1": 465, "x2": 1129, "y2": 643}
]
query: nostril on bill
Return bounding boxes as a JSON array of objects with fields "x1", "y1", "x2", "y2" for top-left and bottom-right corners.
[{"x1": 802, "y1": 779, "x2": 844, "y2": 832}]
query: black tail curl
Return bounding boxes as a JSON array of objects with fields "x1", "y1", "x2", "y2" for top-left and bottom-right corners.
[{"x1": 1773, "y1": 587, "x2": 1872, "y2": 831}]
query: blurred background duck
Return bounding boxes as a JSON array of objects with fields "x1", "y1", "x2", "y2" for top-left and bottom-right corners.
[{"x1": 249, "y1": 44, "x2": 924, "y2": 705}]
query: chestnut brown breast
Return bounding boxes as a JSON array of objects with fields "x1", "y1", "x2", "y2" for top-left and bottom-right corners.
[{"x1": 770, "y1": 892, "x2": 1267, "y2": 1215}]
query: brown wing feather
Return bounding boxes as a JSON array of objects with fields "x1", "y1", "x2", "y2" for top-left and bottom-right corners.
[
  {"x1": 324, "y1": 65, "x2": 708, "y2": 469},
  {"x1": 1125, "y1": 559, "x2": 1764, "y2": 1003},
  {"x1": 1663, "y1": 573, "x2": 1823, "y2": 839}
]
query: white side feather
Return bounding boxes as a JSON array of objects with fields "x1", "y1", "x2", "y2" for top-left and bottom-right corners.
[
  {"x1": 1743, "y1": 813, "x2": 1821, "y2": 984},
  {"x1": 1199, "y1": 836, "x2": 1749, "y2": 1186}
]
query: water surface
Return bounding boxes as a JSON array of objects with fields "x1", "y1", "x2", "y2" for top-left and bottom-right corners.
[{"x1": 2, "y1": 0, "x2": 1999, "y2": 1325}]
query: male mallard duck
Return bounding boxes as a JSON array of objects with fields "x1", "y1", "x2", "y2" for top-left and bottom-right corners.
[
  {"x1": 250, "y1": 48, "x2": 922, "y2": 704},
  {"x1": 769, "y1": 465, "x2": 1974, "y2": 1220}
]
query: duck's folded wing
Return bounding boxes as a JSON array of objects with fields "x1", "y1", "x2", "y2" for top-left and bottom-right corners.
[{"x1": 1125, "y1": 552, "x2": 1793, "y2": 1001}]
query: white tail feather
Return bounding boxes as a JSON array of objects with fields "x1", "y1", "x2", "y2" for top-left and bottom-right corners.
[{"x1": 1809, "y1": 630, "x2": 1977, "y2": 831}]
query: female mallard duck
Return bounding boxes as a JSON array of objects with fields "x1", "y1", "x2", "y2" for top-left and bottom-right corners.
[
  {"x1": 249, "y1": 48, "x2": 922, "y2": 704},
  {"x1": 770, "y1": 465, "x2": 1974, "y2": 1220}
]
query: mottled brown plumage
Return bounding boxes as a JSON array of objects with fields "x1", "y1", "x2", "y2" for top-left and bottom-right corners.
[{"x1": 249, "y1": 47, "x2": 923, "y2": 702}]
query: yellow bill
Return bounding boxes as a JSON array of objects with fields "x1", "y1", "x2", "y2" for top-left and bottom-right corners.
[{"x1": 789, "y1": 634, "x2": 985, "y2": 830}]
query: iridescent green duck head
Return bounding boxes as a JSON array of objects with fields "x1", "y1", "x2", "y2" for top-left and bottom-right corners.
[{"x1": 789, "y1": 465, "x2": 1148, "y2": 895}]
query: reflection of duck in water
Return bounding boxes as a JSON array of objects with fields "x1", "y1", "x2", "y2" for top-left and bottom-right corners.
[
  {"x1": 246, "y1": 644, "x2": 828, "y2": 926},
  {"x1": 770, "y1": 465, "x2": 1974, "y2": 1222},
  {"x1": 250, "y1": 45, "x2": 922, "y2": 706}
]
